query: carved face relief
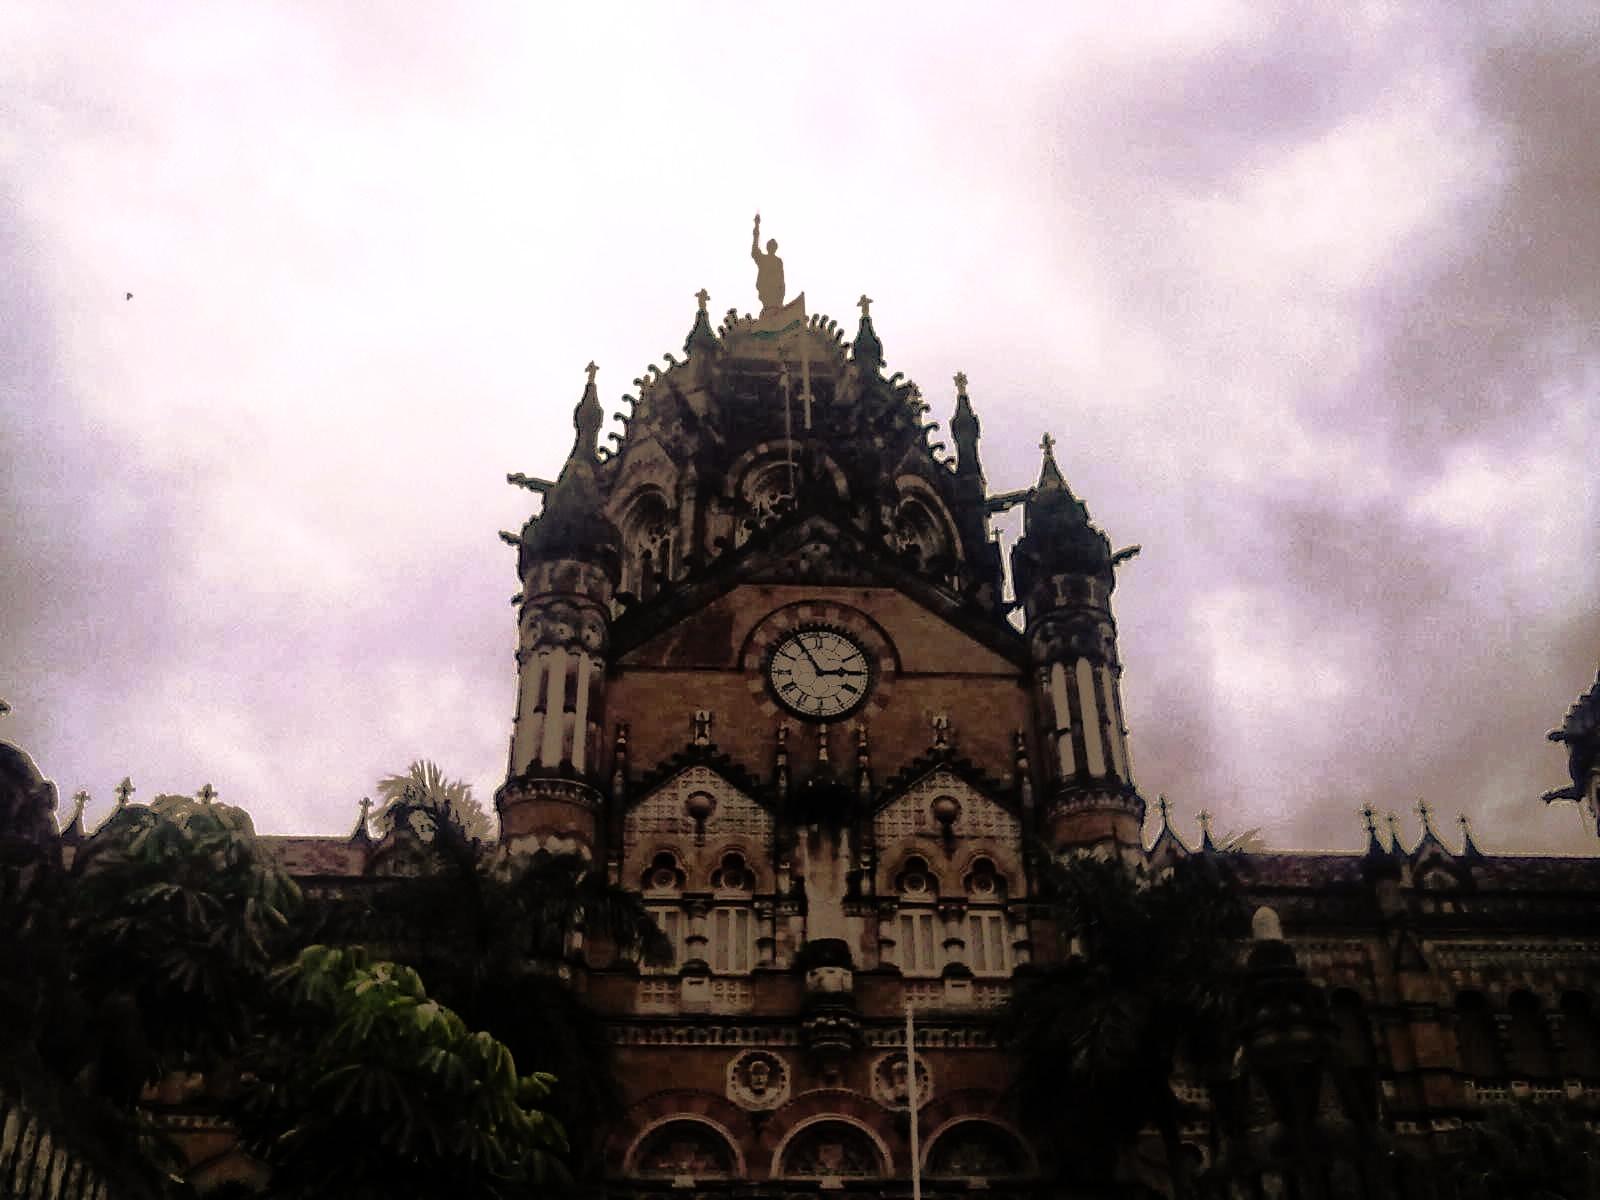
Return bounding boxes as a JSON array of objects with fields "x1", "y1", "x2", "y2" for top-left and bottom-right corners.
[
  {"x1": 726, "y1": 1049, "x2": 789, "y2": 1110},
  {"x1": 870, "y1": 1050, "x2": 932, "y2": 1109},
  {"x1": 579, "y1": 610, "x2": 606, "y2": 654}
]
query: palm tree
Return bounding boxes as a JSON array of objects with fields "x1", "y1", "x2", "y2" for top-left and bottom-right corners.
[
  {"x1": 375, "y1": 759, "x2": 495, "y2": 842},
  {"x1": 1001, "y1": 852, "x2": 1248, "y2": 1197}
]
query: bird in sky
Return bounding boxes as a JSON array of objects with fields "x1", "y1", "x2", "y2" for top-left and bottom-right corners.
[{"x1": 125, "y1": 292, "x2": 132, "y2": 300}]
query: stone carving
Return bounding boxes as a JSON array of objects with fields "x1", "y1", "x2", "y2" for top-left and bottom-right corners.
[
  {"x1": 725, "y1": 1048, "x2": 790, "y2": 1110},
  {"x1": 779, "y1": 1121, "x2": 883, "y2": 1178},
  {"x1": 874, "y1": 769, "x2": 1020, "y2": 844},
  {"x1": 870, "y1": 1048, "x2": 932, "y2": 1110},
  {"x1": 623, "y1": 766, "x2": 773, "y2": 865},
  {"x1": 634, "y1": 1120, "x2": 735, "y2": 1178}
]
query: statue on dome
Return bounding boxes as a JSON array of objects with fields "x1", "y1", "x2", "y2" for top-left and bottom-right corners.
[{"x1": 751, "y1": 213, "x2": 786, "y2": 314}]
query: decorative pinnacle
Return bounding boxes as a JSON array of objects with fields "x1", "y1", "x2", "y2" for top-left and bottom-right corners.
[
  {"x1": 1157, "y1": 795, "x2": 1171, "y2": 823},
  {"x1": 197, "y1": 782, "x2": 217, "y2": 804},
  {"x1": 70, "y1": 790, "x2": 89, "y2": 817},
  {"x1": 114, "y1": 777, "x2": 134, "y2": 807},
  {"x1": 1197, "y1": 809, "x2": 1212, "y2": 835},
  {"x1": 585, "y1": 361, "x2": 598, "y2": 385},
  {"x1": 1361, "y1": 802, "x2": 1377, "y2": 834},
  {"x1": 954, "y1": 371, "x2": 968, "y2": 396},
  {"x1": 695, "y1": 288, "x2": 710, "y2": 312},
  {"x1": 360, "y1": 796, "x2": 372, "y2": 817},
  {"x1": 932, "y1": 713, "x2": 950, "y2": 749},
  {"x1": 858, "y1": 294, "x2": 873, "y2": 317},
  {"x1": 1416, "y1": 797, "x2": 1435, "y2": 834},
  {"x1": 1040, "y1": 432, "x2": 1055, "y2": 456}
]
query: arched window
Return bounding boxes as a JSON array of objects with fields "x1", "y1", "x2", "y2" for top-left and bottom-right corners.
[
  {"x1": 925, "y1": 1120, "x2": 1030, "y2": 1180},
  {"x1": 632, "y1": 1120, "x2": 738, "y2": 1180},
  {"x1": 1560, "y1": 992, "x2": 1599, "y2": 1078},
  {"x1": 641, "y1": 850, "x2": 686, "y2": 970},
  {"x1": 1455, "y1": 991, "x2": 1500, "y2": 1079},
  {"x1": 620, "y1": 491, "x2": 675, "y2": 600},
  {"x1": 1506, "y1": 990, "x2": 1554, "y2": 1079},
  {"x1": 778, "y1": 1120, "x2": 886, "y2": 1179},
  {"x1": 964, "y1": 857, "x2": 1009, "y2": 977},
  {"x1": 895, "y1": 856, "x2": 940, "y2": 977},
  {"x1": 709, "y1": 850, "x2": 754, "y2": 974}
]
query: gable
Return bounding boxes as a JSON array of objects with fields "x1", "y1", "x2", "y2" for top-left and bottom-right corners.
[
  {"x1": 873, "y1": 767, "x2": 1020, "y2": 846},
  {"x1": 622, "y1": 765, "x2": 774, "y2": 887}
]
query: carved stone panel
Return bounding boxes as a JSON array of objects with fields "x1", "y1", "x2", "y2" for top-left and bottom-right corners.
[
  {"x1": 725, "y1": 1049, "x2": 790, "y2": 1110},
  {"x1": 869, "y1": 1048, "x2": 933, "y2": 1110}
]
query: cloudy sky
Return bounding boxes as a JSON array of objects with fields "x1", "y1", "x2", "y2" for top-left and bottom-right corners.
[{"x1": 4, "y1": 3, "x2": 1596, "y2": 855}]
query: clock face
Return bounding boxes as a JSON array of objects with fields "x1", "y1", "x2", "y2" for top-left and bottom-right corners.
[{"x1": 766, "y1": 628, "x2": 873, "y2": 719}]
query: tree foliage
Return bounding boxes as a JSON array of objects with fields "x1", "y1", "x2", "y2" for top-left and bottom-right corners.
[
  {"x1": 375, "y1": 759, "x2": 494, "y2": 842},
  {"x1": 1442, "y1": 1101, "x2": 1600, "y2": 1200},
  {"x1": 1001, "y1": 852, "x2": 1248, "y2": 1193},
  {"x1": 243, "y1": 945, "x2": 568, "y2": 1200}
]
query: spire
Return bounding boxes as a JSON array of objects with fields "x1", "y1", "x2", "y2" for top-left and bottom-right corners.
[
  {"x1": 1150, "y1": 795, "x2": 1190, "y2": 857},
  {"x1": 61, "y1": 789, "x2": 88, "y2": 845},
  {"x1": 950, "y1": 371, "x2": 982, "y2": 479},
  {"x1": 685, "y1": 288, "x2": 719, "y2": 356},
  {"x1": 1198, "y1": 809, "x2": 1218, "y2": 853},
  {"x1": 1361, "y1": 803, "x2": 1386, "y2": 858},
  {"x1": 1458, "y1": 813, "x2": 1484, "y2": 860},
  {"x1": 1036, "y1": 431, "x2": 1067, "y2": 492},
  {"x1": 350, "y1": 796, "x2": 374, "y2": 846},
  {"x1": 851, "y1": 293, "x2": 883, "y2": 373},
  {"x1": 519, "y1": 364, "x2": 621, "y2": 574},
  {"x1": 1385, "y1": 812, "x2": 1405, "y2": 858},
  {"x1": 1414, "y1": 798, "x2": 1444, "y2": 854},
  {"x1": 574, "y1": 361, "x2": 604, "y2": 461}
]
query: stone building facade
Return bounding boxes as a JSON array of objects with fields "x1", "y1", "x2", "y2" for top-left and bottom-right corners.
[{"x1": 254, "y1": 245, "x2": 1600, "y2": 1196}]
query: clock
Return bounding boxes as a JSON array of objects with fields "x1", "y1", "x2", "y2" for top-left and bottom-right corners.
[{"x1": 766, "y1": 627, "x2": 873, "y2": 720}]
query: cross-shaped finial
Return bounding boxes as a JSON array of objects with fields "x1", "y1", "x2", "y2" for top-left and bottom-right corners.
[
  {"x1": 1360, "y1": 802, "x2": 1377, "y2": 833},
  {"x1": 359, "y1": 796, "x2": 373, "y2": 818},
  {"x1": 71, "y1": 789, "x2": 89, "y2": 817},
  {"x1": 585, "y1": 361, "x2": 598, "y2": 385},
  {"x1": 1040, "y1": 432, "x2": 1056, "y2": 457},
  {"x1": 115, "y1": 776, "x2": 134, "y2": 807},
  {"x1": 695, "y1": 288, "x2": 710, "y2": 312},
  {"x1": 932, "y1": 713, "x2": 950, "y2": 748},
  {"x1": 953, "y1": 371, "x2": 968, "y2": 396},
  {"x1": 1416, "y1": 797, "x2": 1433, "y2": 831},
  {"x1": 1197, "y1": 809, "x2": 1212, "y2": 836},
  {"x1": 858, "y1": 294, "x2": 872, "y2": 317},
  {"x1": 1386, "y1": 811, "x2": 1402, "y2": 840},
  {"x1": 197, "y1": 782, "x2": 217, "y2": 804},
  {"x1": 1457, "y1": 812, "x2": 1472, "y2": 837}
]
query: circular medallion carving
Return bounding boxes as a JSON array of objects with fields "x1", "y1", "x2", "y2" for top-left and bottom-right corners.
[
  {"x1": 726, "y1": 1049, "x2": 790, "y2": 1110},
  {"x1": 869, "y1": 1048, "x2": 932, "y2": 1110}
]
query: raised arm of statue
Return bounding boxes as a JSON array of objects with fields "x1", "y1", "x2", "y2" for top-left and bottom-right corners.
[{"x1": 752, "y1": 213, "x2": 762, "y2": 260}]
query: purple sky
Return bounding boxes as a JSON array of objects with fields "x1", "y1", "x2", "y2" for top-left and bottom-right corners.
[{"x1": 4, "y1": 4, "x2": 1596, "y2": 854}]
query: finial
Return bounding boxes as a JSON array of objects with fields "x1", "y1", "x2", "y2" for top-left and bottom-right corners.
[
  {"x1": 954, "y1": 371, "x2": 968, "y2": 397},
  {"x1": 197, "y1": 782, "x2": 217, "y2": 804},
  {"x1": 70, "y1": 789, "x2": 88, "y2": 821},
  {"x1": 1360, "y1": 802, "x2": 1377, "y2": 834},
  {"x1": 858, "y1": 294, "x2": 872, "y2": 317},
  {"x1": 695, "y1": 288, "x2": 709, "y2": 313},
  {"x1": 932, "y1": 713, "x2": 950, "y2": 749},
  {"x1": 585, "y1": 361, "x2": 598, "y2": 385},
  {"x1": 1040, "y1": 432, "x2": 1055, "y2": 456},
  {"x1": 351, "y1": 796, "x2": 374, "y2": 845},
  {"x1": 1458, "y1": 813, "x2": 1484, "y2": 858},
  {"x1": 1198, "y1": 809, "x2": 1218, "y2": 851},
  {"x1": 1385, "y1": 811, "x2": 1405, "y2": 855},
  {"x1": 693, "y1": 710, "x2": 714, "y2": 746},
  {"x1": 114, "y1": 776, "x2": 134, "y2": 807},
  {"x1": 1157, "y1": 795, "x2": 1171, "y2": 825},
  {"x1": 1416, "y1": 797, "x2": 1437, "y2": 841}
]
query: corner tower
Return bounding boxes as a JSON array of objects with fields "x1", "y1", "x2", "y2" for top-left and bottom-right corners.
[
  {"x1": 497, "y1": 365, "x2": 621, "y2": 856},
  {"x1": 1011, "y1": 435, "x2": 1143, "y2": 852}
]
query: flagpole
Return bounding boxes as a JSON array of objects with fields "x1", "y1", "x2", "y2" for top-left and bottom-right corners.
[{"x1": 906, "y1": 1000, "x2": 921, "y2": 1200}]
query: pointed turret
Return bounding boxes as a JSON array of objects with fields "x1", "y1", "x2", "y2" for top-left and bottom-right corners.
[
  {"x1": 685, "y1": 288, "x2": 720, "y2": 356},
  {"x1": 1013, "y1": 433, "x2": 1141, "y2": 853},
  {"x1": 949, "y1": 371, "x2": 982, "y2": 480},
  {"x1": 500, "y1": 364, "x2": 623, "y2": 858},
  {"x1": 349, "y1": 796, "x2": 374, "y2": 847},
  {"x1": 850, "y1": 294, "x2": 883, "y2": 374}
]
